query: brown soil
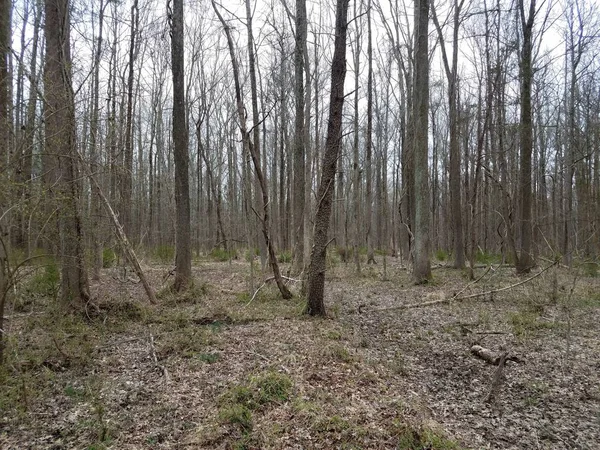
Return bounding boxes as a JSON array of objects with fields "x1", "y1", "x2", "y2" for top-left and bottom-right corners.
[{"x1": 1, "y1": 257, "x2": 599, "y2": 449}]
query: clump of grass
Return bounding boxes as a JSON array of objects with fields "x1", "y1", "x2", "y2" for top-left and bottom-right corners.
[
  {"x1": 209, "y1": 247, "x2": 237, "y2": 262},
  {"x1": 25, "y1": 260, "x2": 60, "y2": 298},
  {"x1": 158, "y1": 327, "x2": 213, "y2": 358},
  {"x1": 475, "y1": 250, "x2": 501, "y2": 265},
  {"x1": 102, "y1": 248, "x2": 117, "y2": 268},
  {"x1": 218, "y1": 404, "x2": 253, "y2": 431},
  {"x1": 158, "y1": 281, "x2": 208, "y2": 306},
  {"x1": 393, "y1": 423, "x2": 462, "y2": 449},
  {"x1": 218, "y1": 371, "x2": 293, "y2": 443},
  {"x1": 197, "y1": 352, "x2": 220, "y2": 364},
  {"x1": 508, "y1": 307, "x2": 558, "y2": 338},
  {"x1": 323, "y1": 344, "x2": 354, "y2": 363},
  {"x1": 278, "y1": 250, "x2": 292, "y2": 263},
  {"x1": 435, "y1": 249, "x2": 449, "y2": 262},
  {"x1": 251, "y1": 371, "x2": 293, "y2": 405}
]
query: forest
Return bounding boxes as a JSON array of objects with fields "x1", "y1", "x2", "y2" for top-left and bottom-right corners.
[{"x1": 1, "y1": 0, "x2": 599, "y2": 448}]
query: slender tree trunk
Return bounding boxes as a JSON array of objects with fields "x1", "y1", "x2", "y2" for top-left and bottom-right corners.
[
  {"x1": 89, "y1": 0, "x2": 105, "y2": 280},
  {"x1": 0, "y1": 0, "x2": 11, "y2": 364},
  {"x1": 516, "y1": 0, "x2": 536, "y2": 274},
  {"x1": 305, "y1": 0, "x2": 350, "y2": 316},
  {"x1": 365, "y1": 0, "x2": 375, "y2": 265},
  {"x1": 292, "y1": 0, "x2": 307, "y2": 273},
  {"x1": 213, "y1": 1, "x2": 292, "y2": 299},
  {"x1": 170, "y1": 0, "x2": 192, "y2": 291}
]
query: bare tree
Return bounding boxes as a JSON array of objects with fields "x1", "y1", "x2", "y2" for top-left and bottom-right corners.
[
  {"x1": 515, "y1": 0, "x2": 536, "y2": 274},
  {"x1": 305, "y1": 0, "x2": 350, "y2": 316},
  {"x1": 431, "y1": 0, "x2": 466, "y2": 269},
  {"x1": 292, "y1": 0, "x2": 307, "y2": 274},
  {"x1": 212, "y1": 0, "x2": 292, "y2": 300}
]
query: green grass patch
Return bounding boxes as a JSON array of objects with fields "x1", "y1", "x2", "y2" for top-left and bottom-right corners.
[
  {"x1": 435, "y1": 249, "x2": 449, "y2": 262},
  {"x1": 209, "y1": 247, "x2": 237, "y2": 262},
  {"x1": 393, "y1": 423, "x2": 462, "y2": 449},
  {"x1": 102, "y1": 248, "x2": 117, "y2": 268}
]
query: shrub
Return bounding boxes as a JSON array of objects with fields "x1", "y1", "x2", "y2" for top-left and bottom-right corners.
[
  {"x1": 102, "y1": 248, "x2": 117, "y2": 268},
  {"x1": 209, "y1": 247, "x2": 236, "y2": 262},
  {"x1": 435, "y1": 249, "x2": 448, "y2": 262}
]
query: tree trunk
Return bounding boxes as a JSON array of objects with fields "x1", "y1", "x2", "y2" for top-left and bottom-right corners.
[
  {"x1": 292, "y1": 0, "x2": 307, "y2": 274},
  {"x1": 412, "y1": 0, "x2": 432, "y2": 283},
  {"x1": 213, "y1": 0, "x2": 292, "y2": 300},
  {"x1": 305, "y1": 0, "x2": 350, "y2": 316},
  {"x1": 365, "y1": 0, "x2": 375, "y2": 265},
  {"x1": 44, "y1": 0, "x2": 90, "y2": 305},
  {"x1": 170, "y1": 0, "x2": 192, "y2": 291},
  {"x1": 516, "y1": 0, "x2": 536, "y2": 274}
]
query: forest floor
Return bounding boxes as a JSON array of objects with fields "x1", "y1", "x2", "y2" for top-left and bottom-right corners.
[{"x1": 1, "y1": 254, "x2": 600, "y2": 449}]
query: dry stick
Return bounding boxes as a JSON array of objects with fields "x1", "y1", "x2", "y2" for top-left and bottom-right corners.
[
  {"x1": 81, "y1": 161, "x2": 156, "y2": 304},
  {"x1": 245, "y1": 276, "x2": 301, "y2": 307},
  {"x1": 149, "y1": 335, "x2": 171, "y2": 385},
  {"x1": 373, "y1": 261, "x2": 557, "y2": 312}
]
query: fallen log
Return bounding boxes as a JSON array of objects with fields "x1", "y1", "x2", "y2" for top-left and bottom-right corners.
[{"x1": 470, "y1": 345, "x2": 523, "y2": 365}]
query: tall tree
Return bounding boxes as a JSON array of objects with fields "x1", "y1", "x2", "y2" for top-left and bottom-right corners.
[
  {"x1": 412, "y1": 0, "x2": 432, "y2": 283},
  {"x1": 44, "y1": 0, "x2": 90, "y2": 304},
  {"x1": 515, "y1": 0, "x2": 536, "y2": 274},
  {"x1": 305, "y1": 0, "x2": 350, "y2": 316},
  {"x1": 292, "y1": 0, "x2": 307, "y2": 274},
  {"x1": 365, "y1": 0, "x2": 375, "y2": 264},
  {"x1": 170, "y1": 0, "x2": 192, "y2": 291},
  {"x1": 212, "y1": 0, "x2": 292, "y2": 300},
  {"x1": 0, "y1": 0, "x2": 10, "y2": 363},
  {"x1": 431, "y1": 0, "x2": 466, "y2": 269}
]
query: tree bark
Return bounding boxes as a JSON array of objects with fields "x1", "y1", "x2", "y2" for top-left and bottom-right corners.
[
  {"x1": 292, "y1": 0, "x2": 307, "y2": 274},
  {"x1": 412, "y1": 0, "x2": 432, "y2": 283},
  {"x1": 516, "y1": 0, "x2": 536, "y2": 274},
  {"x1": 170, "y1": 0, "x2": 192, "y2": 291},
  {"x1": 44, "y1": 0, "x2": 90, "y2": 305},
  {"x1": 305, "y1": 0, "x2": 350, "y2": 316}
]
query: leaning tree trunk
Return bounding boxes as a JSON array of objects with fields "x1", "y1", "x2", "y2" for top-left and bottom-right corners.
[
  {"x1": 305, "y1": 0, "x2": 350, "y2": 316},
  {"x1": 170, "y1": 0, "x2": 192, "y2": 291},
  {"x1": 212, "y1": 0, "x2": 292, "y2": 300}
]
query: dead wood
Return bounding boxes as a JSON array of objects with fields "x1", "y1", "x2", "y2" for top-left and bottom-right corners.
[
  {"x1": 372, "y1": 261, "x2": 557, "y2": 312},
  {"x1": 470, "y1": 345, "x2": 522, "y2": 365},
  {"x1": 80, "y1": 157, "x2": 156, "y2": 304},
  {"x1": 149, "y1": 335, "x2": 170, "y2": 385}
]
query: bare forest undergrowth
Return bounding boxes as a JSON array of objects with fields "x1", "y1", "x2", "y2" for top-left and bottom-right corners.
[{"x1": 1, "y1": 255, "x2": 600, "y2": 449}]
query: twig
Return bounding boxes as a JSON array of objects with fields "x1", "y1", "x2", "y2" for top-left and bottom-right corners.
[{"x1": 149, "y1": 335, "x2": 171, "y2": 385}]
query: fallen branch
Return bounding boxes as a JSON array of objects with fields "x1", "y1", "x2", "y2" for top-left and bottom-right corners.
[
  {"x1": 470, "y1": 345, "x2": 522, "y2": 365},
  {"x1": 372, "y1": 261, "x2": 557, "y2": 312},
  {"x1": 244, "y1": 276, "x2": 300, "y2": 307}
]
